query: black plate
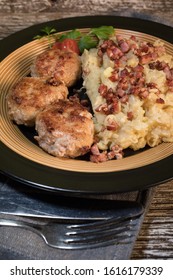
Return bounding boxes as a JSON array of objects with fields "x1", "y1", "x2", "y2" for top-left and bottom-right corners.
[{"x1": 0, "y1": 15, "x2": 173, "y2": 195}]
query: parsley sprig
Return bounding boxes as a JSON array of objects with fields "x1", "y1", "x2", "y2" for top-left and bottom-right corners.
[
  {"x1": 34, "y1": 25, "x2": 115, "y2": 52},
  {"x1": 33, "y1": 26, "x2": 57, "y2": 47}
]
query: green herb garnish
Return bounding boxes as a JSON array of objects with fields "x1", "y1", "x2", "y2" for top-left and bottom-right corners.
[
  {"x1": 78, "y1": 35, "x2": 98, "y2": 53},
  {"x1": 59, "y1": 29, "x2": 81, "y2": 41},
  {"x1": 90, "y1": 26, "x2": 115, "y2": 39},
  {"x1": 34, "y1": 25, "x2": 115, "y2": 52},
  {"x1": 33, "y1": 26, "x2": 57, "y2": 47}
]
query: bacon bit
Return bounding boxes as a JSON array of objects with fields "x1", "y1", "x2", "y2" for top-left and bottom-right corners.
[
  {"x1": 118, "y1": 40, "x2": 130, "y2": 53},
  {"x1": 106, "y1": 88, "x2": 114, "y2": 102},
  {"x1": 98, "y1": 84, "x2": 108, "y2": 97},
  {"x1": 133, "y1": 64, "x2": 144, "y2": 73},
  {"x1": 156, "y1": 98, "x2": 165, "y2": 104},
  {"x1": 90, "y1": 143, "x2": 123, "y2": 163},
  {"x1": 90, "y1": 143, "x2": 100, "y2": 155},
  {"x1": 130, "y1": 87, "x2": 149, "y2": 99},
  {"x1": 90, "y1": 152, "x2": 108, "y2": 163},
  {"x1": 109, "y1": 70, "x2": 119, "y2": 82},
  {"x1": 109, "y1": 98, "x2": 120, "y2": 113},
  {"x1": 107, "y1": 145, "x2": 123, "y2": 160},
  {"x1": 90, "y1": 144, "x2": 108, "y2": 163},
  {"x1": 139, "y1": 88, "x2": 149, "y2": 99},
  {"x1": 149, "y1": 60, "x2": 167, "y2": 70},
  {"x1": 95, "y1": 101, "x2": 120, "y2": 115},
  {"x1": 146, "y1": 82, "x2": 158, "y2": 89},
  {"x1": 127, "y1": 111, "x2": 134, "y2": 120},
  {"x1": 120, "y1": 94, "x2": 129, "y2": 103},
  {"x1": 95, "y1": 103, "x2": 109, "y2": 114},
  {"x1": 117, "y1": 79, "x2": 129, "y2": 91},
  {"x1": 140, "y1": 44, "x2": 149, "y2": 53},
  {"x1": 130, "y1": 35, "x2": 137, "y2": 41},
  {"x1": 120, "y1": 68, "x2": 129, "y2": 77},
  {"x1": 139, "y1": 53, "x2": 155, "y2": 64},
  {"x1": 116, "y1": 88, "x2": 126, "y2": 98},
  {"x1": 98, "y1": 40, "x2": 115, "y2": 58},
  {"x1": 107, "y1": 45, "x2": 124, "y2": 60}
]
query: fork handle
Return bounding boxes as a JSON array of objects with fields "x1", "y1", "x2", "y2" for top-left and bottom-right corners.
[{"x1": 0, "y1": 218, "x2": 41, "y2": 234}]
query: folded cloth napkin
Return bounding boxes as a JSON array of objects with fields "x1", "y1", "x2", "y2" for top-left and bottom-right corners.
[{"x1": 0, "y1": 173, "x2": 152, "y2": 260}]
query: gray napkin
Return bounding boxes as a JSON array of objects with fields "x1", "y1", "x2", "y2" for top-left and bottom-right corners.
[{"x1": 0, "y1": 174, "x2": 151, "y2": 260}]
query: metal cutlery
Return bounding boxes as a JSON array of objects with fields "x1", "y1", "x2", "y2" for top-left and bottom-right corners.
[
  {"x1": 0, "y1": 194, "x2": 143, "y2": 220},
  {"x1": 0, "y1": 209, "x2": 142, "y2": 249}
]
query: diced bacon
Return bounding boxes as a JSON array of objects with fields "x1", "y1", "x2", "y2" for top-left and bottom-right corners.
[
  {"x1": 147, "y1": 82, "x2": 158, "y2": 88},
  {"x1": 140, "y1": 53, "x2": 155, "y2": 64},
  {"x1": 107, "y1": 145, "x2": 123, "y2": 160},
  {"x1": 156, "y1": 98, "x2": 165, "y2": 104},
  {"x1": 109, "y1": 70, "x2": 119, "y2": 82},
  {"x1": 90, "y1": 144, "x2": 108, "y2": 163},
  {"x1": 107, "y1": 45, "x2": 124, "y2": 60},
  {"x1": 110, "y1": 98, "x2": 120, "y2": 113},
  {"x1": 98, "y1": 84, "x2": 108, "y2": 97},
  {"x1": 90, "y1": 152, "x2": 108, "y2": 163},
  {"x1": 130, "y1": 35, "x2": 137, "y2": 42},
  {"x1": 139, "y1": 88, "x2": 149, "y2": 99},
  {"x1": 133, "y1": 64, "x2": 144, "y2": 73},
  {"x1": 116, "y1": 88, "x2": 126, "y2": 97},
  {"x1": 120, "y1": 94, "x2": 129, "y2": 103},
  {"x1": 127, "y1": 111, "x2": 134, "y2": 120},
  {"x1": 95, "y1": 103, "x2": 109, "y2": 114},
  {"x1": 119, "y1": 40, "x2": 130, "y2": 53},
  {"x1": 149, "y1": 60, "x2": 167, "y2": 70},
  {"x1": 90, "y1": 143, "x2": 100, "y2": 155},
  {"x1": 90, "y1": 144, "x2": 123, "y2": 162}
]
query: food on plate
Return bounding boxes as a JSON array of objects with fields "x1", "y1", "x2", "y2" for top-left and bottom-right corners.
[
  {"x1": 31, "y1": 48, "x2": 81, "y2": 87},
  {"x1": 35, "y1": 99, "x2": 94, "y2": 158},
  {"x1": 7, "y1": 77, "x2": 68, "y2": 126},
  {"x1": 52, "y1": 38, "x2": 80, "y2": 55},
  {"x1": 6, "y1": 26, "x2": 173, "y2": 162},
  {"x1": 81, "y1": 35, "x2": 173, "y2": 162}
]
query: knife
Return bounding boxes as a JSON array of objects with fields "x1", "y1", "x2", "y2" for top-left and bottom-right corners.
[{"x1": 0, "y1": 191, "x2": 143, "y2": 220}]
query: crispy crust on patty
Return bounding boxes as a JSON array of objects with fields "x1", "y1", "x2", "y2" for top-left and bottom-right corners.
[
  {"x1": 35, "y1": 99, "x2": 94, "y2": 158},
  {"x1": 7, "y1": 77, "x2": 68, "y2": 126},
  {"x1": 31, "y1": 48, "x2": 81, "y2": 87}
]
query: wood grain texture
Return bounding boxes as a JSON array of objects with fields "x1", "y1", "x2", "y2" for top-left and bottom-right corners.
[
  {"x1": 0, "y1": 0, "x2": 173, "y2": 40},
  {"x1": 131, "y1": 182, "x2": 173, "y2": 259},
  {"x1": 0, "y1": 0, "x2": 173, "y2": 259}
]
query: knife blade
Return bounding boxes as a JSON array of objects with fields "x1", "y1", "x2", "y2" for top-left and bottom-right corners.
[{"x1": 0, "y1": 192, "x2": 144, "y2": 221}]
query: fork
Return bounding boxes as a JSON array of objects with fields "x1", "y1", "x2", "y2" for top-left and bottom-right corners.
[{"x1": 0, "y1": 207, "x2": 143, "y2": 249}]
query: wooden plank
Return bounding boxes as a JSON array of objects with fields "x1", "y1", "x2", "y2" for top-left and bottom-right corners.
[
  {"x1": 0, "y1": 11, "x2": 173, "y2": 41},
  {"x1": 1, "y1": 0, "x2": 172, "y2": 13},
  {"x1": 132, "y1": 183, "x2": 173, "y2": 259}
]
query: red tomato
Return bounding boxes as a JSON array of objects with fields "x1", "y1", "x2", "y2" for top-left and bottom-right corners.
[{"x1": 52, "y1": 39, "x2": 80, "y2": 55}]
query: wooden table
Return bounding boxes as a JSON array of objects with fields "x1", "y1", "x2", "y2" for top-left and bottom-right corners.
[{"x1": 0, "y1": 0, "x2": 173, "y2": 259}]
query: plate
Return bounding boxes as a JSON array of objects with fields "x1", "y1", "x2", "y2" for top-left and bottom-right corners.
[{"x1": 0, "y1": 16, "x2": 173, "y2": 194}]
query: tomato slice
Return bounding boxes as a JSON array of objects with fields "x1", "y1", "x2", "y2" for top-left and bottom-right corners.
[{"x1": 52, "y1": 38, "x2": 80, "y2": 55}]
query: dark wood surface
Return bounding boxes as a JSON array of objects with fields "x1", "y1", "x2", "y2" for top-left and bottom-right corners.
[{"x1": 0, "y1": 0, "x2": 173, "y2": 259}]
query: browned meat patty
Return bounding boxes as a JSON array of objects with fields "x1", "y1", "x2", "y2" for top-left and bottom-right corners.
[
  {"x1": 7, "y1": 77, "x2": 68, "y2": 126},
  {"x1": 31, "y1": 48, "x2": 81, "y2": 87},
  {"x1": 35, "y1": 99, "x2": 94, "y2": 158}
]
